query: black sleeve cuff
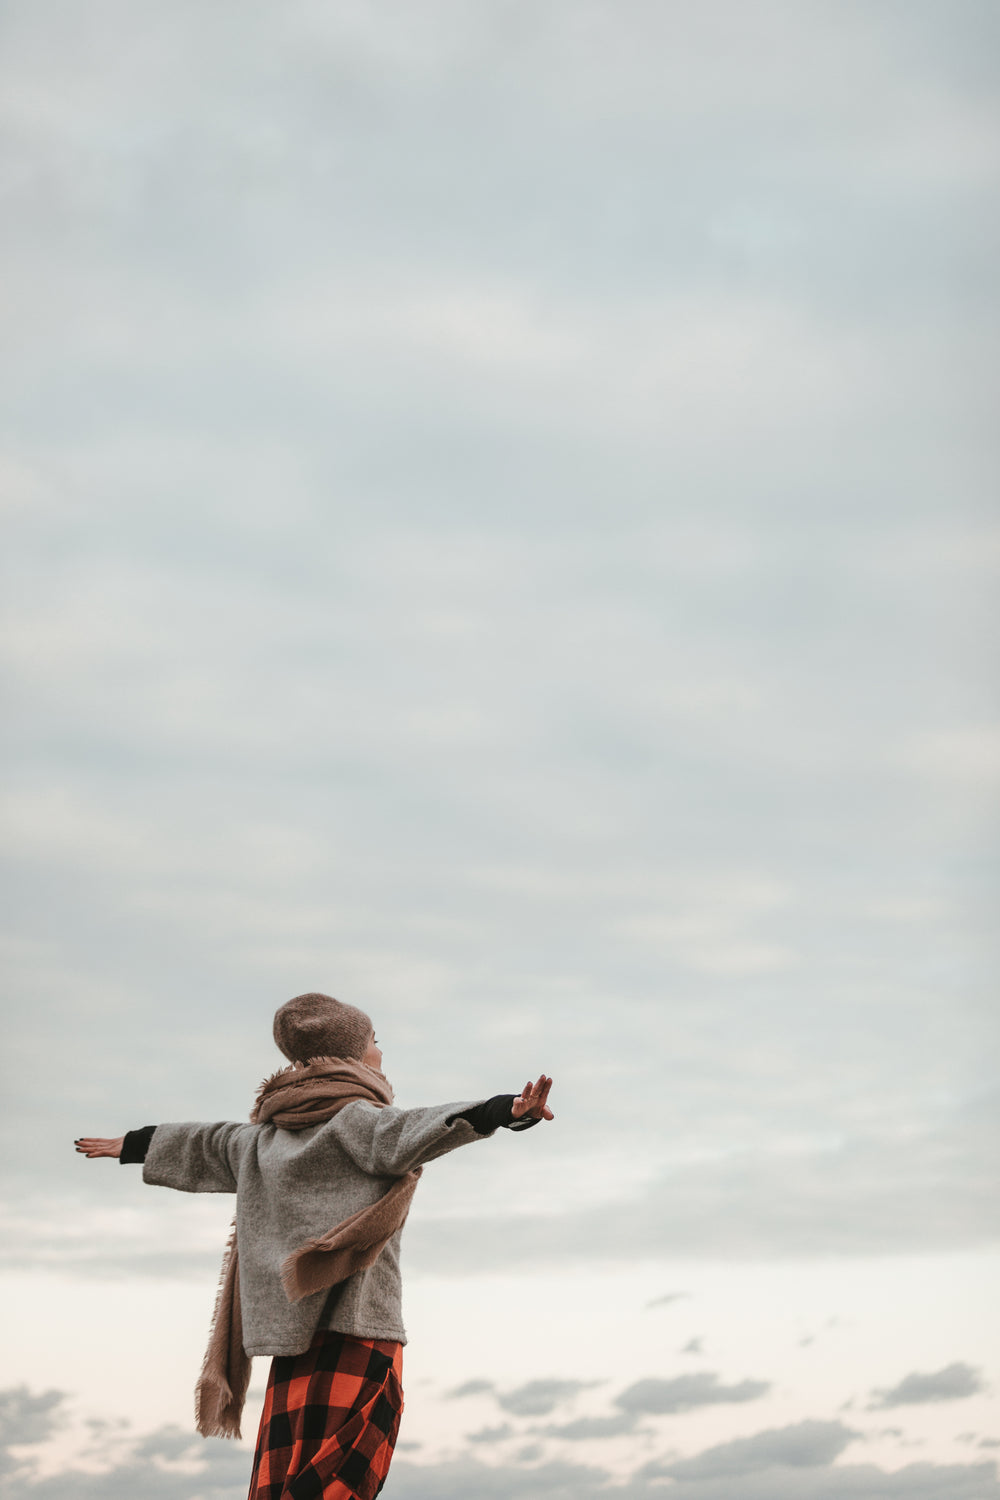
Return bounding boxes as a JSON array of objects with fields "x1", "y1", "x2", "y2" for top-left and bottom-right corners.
[
  {"x1": 449, "y1": 1096, "x2": 514, "y2": 1135},
  {"x1": 120, "y1": 1126, "x2": 157, "y2": 1164},
  {"x1": 448, "y1": 1096, "x2": 542, "y2": 1135}
]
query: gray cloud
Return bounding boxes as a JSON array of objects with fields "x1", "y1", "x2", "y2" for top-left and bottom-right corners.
[
  {"x1": 645, "y1": 1419, "x2": 859, "y2": 1480},
  {"x1": 0, "y1": 1389, "x2": 250, "y2": 1499},
  {"x1": 466, "y1": 1423, "x2": 513, "y2": 1445},
  {"x1": 130, "y1": 1425, "x2": 204, "y2": 1462},
  {"x1": 0, "y1": 1387, "x2": 64, "y2": 1478},
  {"x1": 9, "y1": 1448, "x2": 994, "y2": 1500},
  {"x1": 514, "y1": 1443, "x2": 544, "y2": 1463},
  {"x1": 868, "y1": 1363, "x2": 987, "y2": 1409},
  {"x1": 542, "y1": 1411, "x2": 638, "y2": 1441},
  {"x1": 389, "y1": 1456, "x2": 1000, "y2": 1500},
  {"x1": 3, "y1": 1454, "x2": 251, "y2": 1500},
  {"x1": 391, "y1": 1456, "x2": 616, "y2": 1499},
  {"x1": 496, "y1": 1379, "x2": 597, "y2": 1417},
  {"x1": 616, "y1": 1371, "x2": 770, "y2": 1414},
  {"x1": 446, "y1": 1379, "x2": 495, "y2": 1400},
  {"x1": 0, "y1": 1387, "x2": 63, "y2": 1449},
  {"x1": 447, "y1": 1376, "x2": 598, "y2": 1418}
]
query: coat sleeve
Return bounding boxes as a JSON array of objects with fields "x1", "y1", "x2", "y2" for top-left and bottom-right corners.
[
  {"x1": 329, "y1": 1099, "x2": 495, "y2": 1177},
  {"x1": 141, "y1": 1121, "x2": 254, "y2": 1194}
]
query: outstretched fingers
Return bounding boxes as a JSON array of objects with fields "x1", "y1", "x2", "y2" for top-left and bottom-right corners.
[
  {"x1": 519, "y1": 1075, "x2": 554, "y2": 1120},
  {"x1": 74, "y1": 1137, "x2": 124, "y2": 1159}
]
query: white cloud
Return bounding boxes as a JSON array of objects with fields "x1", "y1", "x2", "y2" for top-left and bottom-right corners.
[{"x1": 900, "y1": 729, "x2": 1000, "y2": 792}]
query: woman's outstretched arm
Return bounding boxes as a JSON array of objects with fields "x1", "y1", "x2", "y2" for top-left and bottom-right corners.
[
  {"x1": 76, "y1": 1122, "x2": 252, "y2": 1191},
  {"x1": 334, "y1": 1073, "x2": 556, "y2": 1176}
]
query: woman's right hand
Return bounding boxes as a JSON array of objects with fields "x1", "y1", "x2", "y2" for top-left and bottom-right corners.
[
  {"x1": 511, "y1": 1076, "x2": 554, "y2": 1121},
  {"x1": 74, "y1": 1137, "x2": 124, "y2": 1159}
]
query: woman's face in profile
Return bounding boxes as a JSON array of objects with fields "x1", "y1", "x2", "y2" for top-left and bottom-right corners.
[{"x1": 362, "y1": 1034, "x2": 383, "y2": 1071}]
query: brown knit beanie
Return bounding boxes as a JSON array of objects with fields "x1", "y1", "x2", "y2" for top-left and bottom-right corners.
[{"x1": 273, "y1": 992, "x2": 375, "y2": 1065}]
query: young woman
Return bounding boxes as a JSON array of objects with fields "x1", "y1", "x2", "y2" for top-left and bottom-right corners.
[{"x1": 75, "y1": 990, "x2": 554, "y2": 1500}]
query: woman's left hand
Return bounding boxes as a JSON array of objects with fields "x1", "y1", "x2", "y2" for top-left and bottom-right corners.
[
  {"x1": 511, "y1": 1076, "x2": 554, "y2": 1121},
  {"x1": 74, "y1": 1137, "x2": 124, "y2": 1159}
]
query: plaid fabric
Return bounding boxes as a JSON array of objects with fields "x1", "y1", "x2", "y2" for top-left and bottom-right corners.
[{"x1": 248, "y1": 1329, "x2": 403, "y2": 1500}]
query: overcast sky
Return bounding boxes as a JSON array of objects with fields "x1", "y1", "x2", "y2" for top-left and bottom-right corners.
[{"x1": 1, "y1": 2, "x2": 998, "y2": 1496}]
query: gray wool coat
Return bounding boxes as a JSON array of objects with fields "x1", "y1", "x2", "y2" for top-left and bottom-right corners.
[{"x1": 142, "y1": 1099, "x2": 497, "y2": 1356}]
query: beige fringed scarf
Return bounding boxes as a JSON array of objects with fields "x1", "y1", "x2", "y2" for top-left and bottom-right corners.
[{"x1": 195, "y1": 1056, "x2": 420, "y2": 1441}]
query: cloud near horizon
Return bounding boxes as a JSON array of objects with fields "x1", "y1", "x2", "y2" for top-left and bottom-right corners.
[{"x1": 2, "y1": 1386, "x2": 998, "y2": 1500}]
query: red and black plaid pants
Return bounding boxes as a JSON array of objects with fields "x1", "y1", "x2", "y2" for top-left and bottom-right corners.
[{"x1": 248, "y1": 1328, "x2": 404, "y2": 1500}]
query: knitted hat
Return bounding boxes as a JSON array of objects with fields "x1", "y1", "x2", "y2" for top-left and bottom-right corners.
[{"x1": 273, "y1": 992, "x2": 374, "y2": 1065}]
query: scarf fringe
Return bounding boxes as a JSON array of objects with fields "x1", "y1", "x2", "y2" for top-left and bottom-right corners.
[
  {"x1": 278, "y1": 1221, "x2": 379, "y2": 1303},
  {"x1": 201, "y1": 1209, "x2": 238, "y2": 1370},
  {"x1": 194, "y1": 1372, "x2": 242, "y2": 1442},
  {"x1": 194, "y1": 1211, "x2": 250, "y2": 1440},
  {"x1": 252, "y1": 1056, "x2": 329, "y2": 1108},
  {"x1": 280, "y1": 1247, "x2": 312, "y2": 1304}
]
